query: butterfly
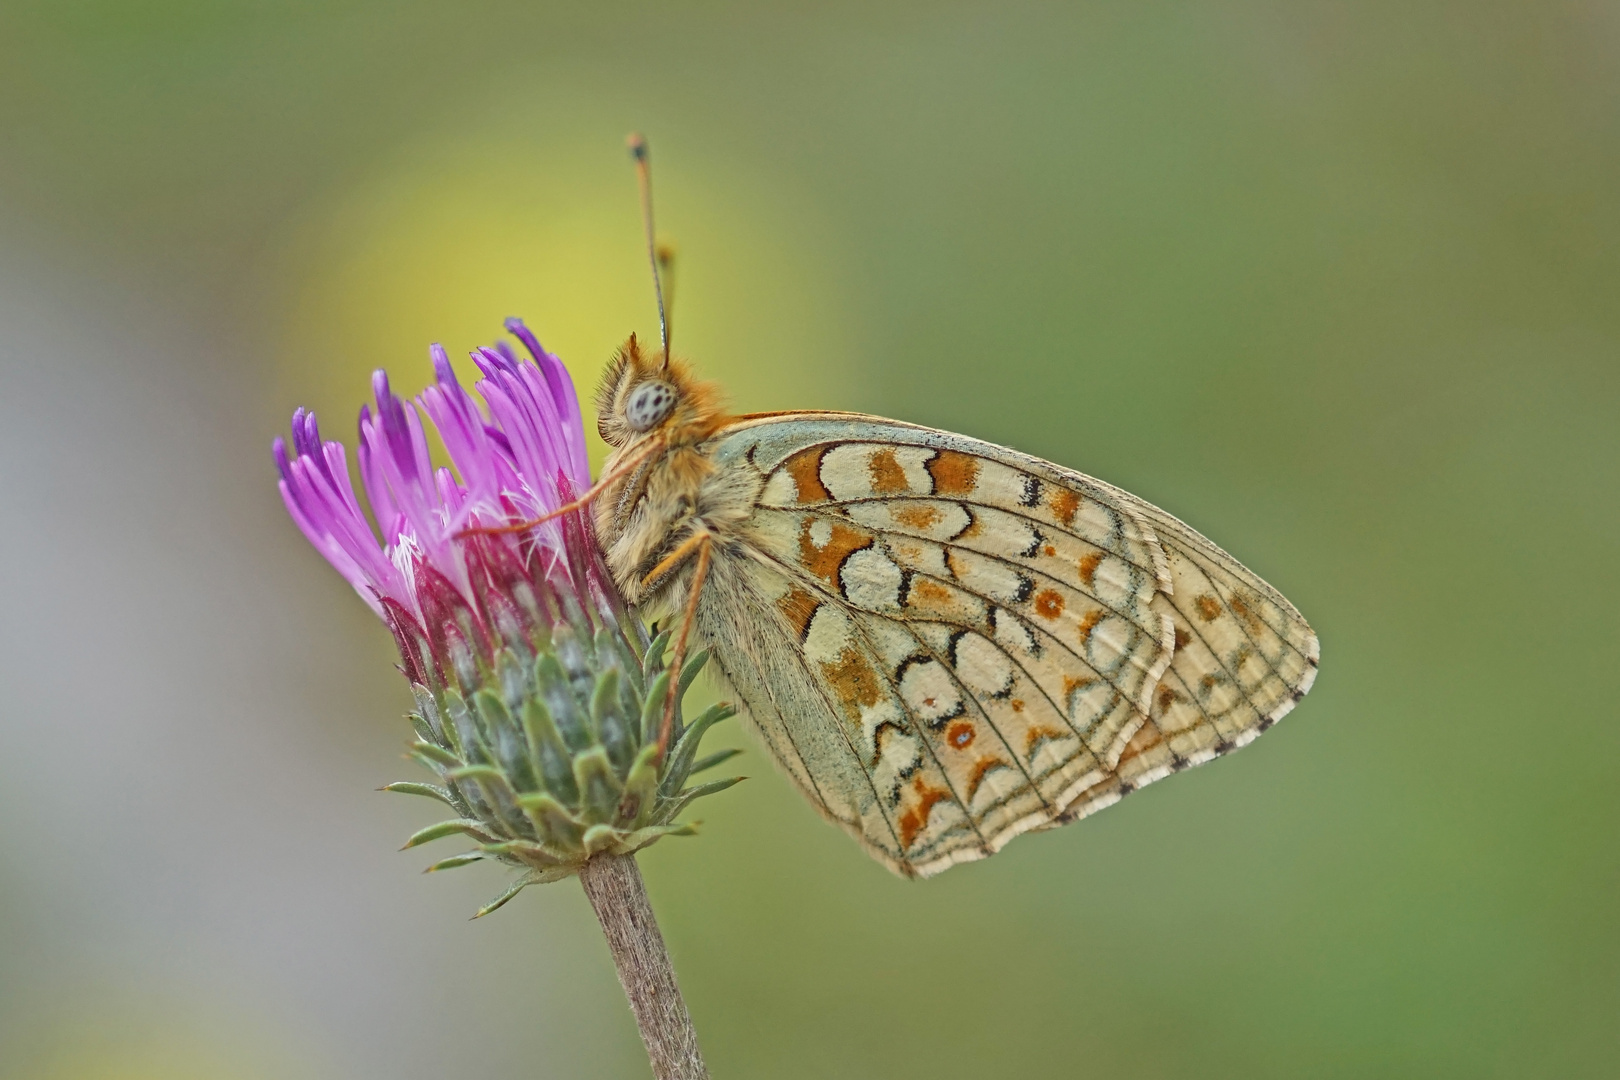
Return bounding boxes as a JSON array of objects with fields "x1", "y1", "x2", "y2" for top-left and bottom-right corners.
[{"x1": 546, "y1": 139, "x2": 1316, "y2": 878}]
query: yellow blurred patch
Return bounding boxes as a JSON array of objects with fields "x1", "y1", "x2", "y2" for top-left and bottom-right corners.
[
  {"x1": 267, "y1": 127, "x2": 857, "y2": 472},
  {"x1": 6, "y1": 997, "x2": 310, "y2": 1080}
]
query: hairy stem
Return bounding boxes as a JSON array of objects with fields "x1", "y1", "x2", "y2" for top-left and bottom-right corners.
[{"x1": 578, "y1": 853, "x2": 708, "y2": 1080}]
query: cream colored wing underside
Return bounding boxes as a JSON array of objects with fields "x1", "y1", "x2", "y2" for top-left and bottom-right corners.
[{"x1": 692, "y1": 413, "x2": 1318, "y2": 877}]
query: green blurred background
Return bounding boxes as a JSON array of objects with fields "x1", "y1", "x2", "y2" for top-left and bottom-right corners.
[{"x1": 0, "y1": 2, "x2": 1615, "y2": 1077}]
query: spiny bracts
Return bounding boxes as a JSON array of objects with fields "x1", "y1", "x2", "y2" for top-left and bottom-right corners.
[{"x1": 393, "y1": 619, "x2": 740, "y2": 917}]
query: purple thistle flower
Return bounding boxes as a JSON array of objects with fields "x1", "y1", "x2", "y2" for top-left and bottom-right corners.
[
  {"x1": 272, "y1": 317, "x2": 740, "y2": 908},
  {"x1": 274, "y1": 319, "x2": 600, "y2": 684}
]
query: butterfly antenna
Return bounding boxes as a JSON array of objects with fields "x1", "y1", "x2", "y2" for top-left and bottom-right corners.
[
  {"x1": 626, "y1": 133, "x2": 670, "y2": 368},
  {"x1": 657, "y1": 241, "x2": 676, "y2": 344}
]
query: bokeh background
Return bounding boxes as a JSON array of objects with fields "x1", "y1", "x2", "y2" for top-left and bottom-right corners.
[{"x1": 1, "y1": 3, "x2": 1616, "y2": 1077}]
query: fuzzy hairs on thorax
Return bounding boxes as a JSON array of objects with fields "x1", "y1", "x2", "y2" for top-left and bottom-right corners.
[{"x1": 592, "y1": 334, "x2": 734, "y2": 609}]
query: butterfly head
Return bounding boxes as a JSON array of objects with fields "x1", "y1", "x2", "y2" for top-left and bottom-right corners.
[{"x1": 595, "y1": 333, "x2": 726, "y2": 449}]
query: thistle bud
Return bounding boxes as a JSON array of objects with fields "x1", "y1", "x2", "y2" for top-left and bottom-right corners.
[{"x1": 275, "y1": 320, "x2": 740, "y2": 915}]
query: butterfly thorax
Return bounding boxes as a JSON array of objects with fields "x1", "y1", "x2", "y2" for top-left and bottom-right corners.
[{"x1": 592, "y1": 336, "x2": 751, "y2": 611}]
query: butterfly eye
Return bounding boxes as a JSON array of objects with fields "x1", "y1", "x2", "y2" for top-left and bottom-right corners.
[{"x1": 625, "y1": 380, "x2": 678, "y2": 432}]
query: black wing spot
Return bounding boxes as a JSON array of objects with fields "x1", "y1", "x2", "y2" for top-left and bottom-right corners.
[
  {"x1": 1013, "y1": 573, "x2": 1035, "y2": 604},
  {"x1": 1020, "y1": 475, "x2": 1041, "y2": 507},
  {"x1": 1020, "y1": 527, "x2": 1045, "y2": 559},
  {"x1": 898, "y1": 568, "x2": 916, "y2": 608}
]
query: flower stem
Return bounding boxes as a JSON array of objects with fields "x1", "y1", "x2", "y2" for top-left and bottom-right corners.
[{"x1": 578, "y1": 853, "x2": 709, "y2": 1079}]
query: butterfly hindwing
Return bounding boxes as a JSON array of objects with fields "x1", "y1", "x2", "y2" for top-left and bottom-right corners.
[
  {"x1": 693, "y1": 412, "x2": 1317, "y2": 876},
  {"x1": 689, "y1": 550, "x2": 914, "y2": 859}
]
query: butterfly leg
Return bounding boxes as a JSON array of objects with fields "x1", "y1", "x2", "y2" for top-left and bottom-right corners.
[
  {"x1": 455, "y1": 437, "x2": 666, "y2": 538},
  {"x1": 653, "y1": 532, "x2": 713, "y2": 759}
]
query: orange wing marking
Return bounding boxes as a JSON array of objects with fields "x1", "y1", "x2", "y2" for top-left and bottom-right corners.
[
  {"x1": 893, "y1": 504, "x2": 944, "y2": 530},
  {"x1": 1229, "y1": 592, "x2": 1265, "y2": 634},
  {"x1": 798, "y1": 519, "x2": 873, "y2": 588},
  {"x1": 1116, "y1": 721, "x2": 1165, "y2": 766},
  {"x1": 1062, "y1": 674, "x2": 1095, "y2": 698},
  {"x1": 776, "y1": 586, "x2": 820, "y2": 641},
  {"x1": 1024, "y1": 725, "x2": 1071, "y2": 758},
  {"x1": 783, "y1": 446, "x2": 831, "y2": 503},
  {"x1": 966, "y1": 756, "x2": 1009, "y2": 801},
  {"x1": 821, "y1": 647, "x2": 882, "y2": 722},
  {"x1": 867, "y1": 448, "x2": 910, "y2": 494},
  {"x1": 898, "y1": 775, "x2": 953, "y2": 848},
  {"x1": 909, "y1": 578, "x2": 956, "y2": 608},
  {"x1": 1048, "y1": 487, "x2": 1080, "y2": 526},
  {"x1": 927, "y1": 450, "x2": 980, "y2": 495}
]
